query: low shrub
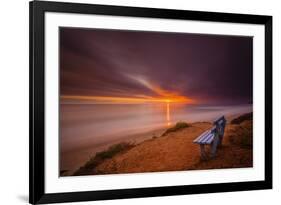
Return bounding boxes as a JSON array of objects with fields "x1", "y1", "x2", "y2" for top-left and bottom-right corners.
[
  {"x1": 162, "y1": 121, "x2": 190, "y2": 136},
  {"x1": 73, "y1": 142, "x2": 134, "y2": 176},
  {"x1": 231, "y1": 112, "x2": 253, "y2": 124}
]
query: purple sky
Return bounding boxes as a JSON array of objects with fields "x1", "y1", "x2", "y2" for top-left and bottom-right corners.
[{"x1": 60, "y1": 27, "x2": 253, "y2": 105}]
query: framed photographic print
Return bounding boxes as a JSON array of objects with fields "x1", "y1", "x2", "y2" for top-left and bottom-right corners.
[{"x1": 29, "y1": 0, "x2": 272, "y2": 204}]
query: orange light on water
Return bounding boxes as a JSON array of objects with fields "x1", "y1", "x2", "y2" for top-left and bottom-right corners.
[{"x1": 166, "y1": 102, "x2": 171, "y2": 126}]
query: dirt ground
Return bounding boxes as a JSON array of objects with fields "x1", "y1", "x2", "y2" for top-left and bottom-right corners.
[{"x1": 91, "y1": 120, "x2": 253, "y2": 175}]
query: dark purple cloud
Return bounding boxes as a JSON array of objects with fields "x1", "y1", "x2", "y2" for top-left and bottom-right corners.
[{"x1": 60, "y1": 27, "x2": 253, "y2": 105}]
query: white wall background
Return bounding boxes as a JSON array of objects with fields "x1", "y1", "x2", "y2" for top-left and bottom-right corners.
[{"x1": 0, "y1": 0, "x2": 279, "y2": 204}]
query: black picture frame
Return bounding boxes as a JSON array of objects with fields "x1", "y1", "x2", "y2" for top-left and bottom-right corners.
[{"x1": 29, "y1": 0, "x2": 272, "y2": 204}]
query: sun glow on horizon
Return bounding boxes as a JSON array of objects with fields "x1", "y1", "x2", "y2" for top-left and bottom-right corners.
[
  {"x1": 60, "y1": 74, "x2": 199, "y2": 105},
  {"x1": 61, "y1": 95, "x2": 196, "y2": 104},
  {"x1": 61, "y1": 74, "x2": 197, "y2": 105}
]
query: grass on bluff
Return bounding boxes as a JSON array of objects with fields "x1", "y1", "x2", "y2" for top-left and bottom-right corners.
[
  {"x1": 231, "y1": 112, "x2": 252, "y2": 124},
  {"x1": 162, "y1": 121, "x2": 190, "y2": 136},
  {"x1": 228, "y1": 120, "x2": 253, "y2": 148},
  {"x1": 73, "y1": 142, "x2": 134, "y2": 176},
  {"x1": 228, "y1": 113, "x2": 253, "y2": 148}
]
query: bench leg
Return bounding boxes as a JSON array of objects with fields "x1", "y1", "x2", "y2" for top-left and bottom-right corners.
[
  {"x1": 218, "y1": 135, "x2": 223, "y2": 147},
  {"x1": 200, "y1": 144, "x2": 207, "y2": 160},
  {"x1": 211, "y1": 134, "x2": 220, "y2": 158}
]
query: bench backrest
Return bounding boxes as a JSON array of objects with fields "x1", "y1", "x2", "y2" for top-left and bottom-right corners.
[{"x1": 213, "y1": 116, "x2": 226, "y2": 136}]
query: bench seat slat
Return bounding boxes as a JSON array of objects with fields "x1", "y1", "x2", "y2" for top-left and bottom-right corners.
[
  {"x1": 193, "y1": 119, "x2": 224, "y2": 145},
  {"x1": 194, "y1": 130, "x2": 210, "y2": 143},
  {"x1": 200, "y1": 132, "x2": 211, "y2": 143},
  {"x1": 193, "y1": 130, "x2": 215, "y2": 145},
  {"x1": 202, "y1": 133, "x2": 214, "y2": 144},
  {"x1": 193, "y1": 130, "x2": 209, "y2": 143}
]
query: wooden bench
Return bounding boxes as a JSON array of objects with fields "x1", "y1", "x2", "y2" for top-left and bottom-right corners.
[{"x1": 193, "y1": 116, "x2": 226, "y2": 159}]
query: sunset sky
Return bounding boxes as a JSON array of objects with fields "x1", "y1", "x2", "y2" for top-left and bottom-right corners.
[{"x1": 60, "y1": 28, "x2": 253, "y2": 105}]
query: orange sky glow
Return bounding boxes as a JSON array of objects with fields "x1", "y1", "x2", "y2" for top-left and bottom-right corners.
[
  {"x1": 61, "y1": 76, "x2": 196, "y2": 104},
  {"x1": 61, "y1": 94, "x2": 195, "y2": 104}
]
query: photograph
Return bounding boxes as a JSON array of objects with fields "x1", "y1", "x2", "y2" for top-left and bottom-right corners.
[
  {"x1": 28, "y1": 1, "x2": 272, "y2": 203},
  {"x1": 59, "y1": 28, "x2": 253, "y2": 177}
]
